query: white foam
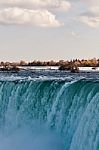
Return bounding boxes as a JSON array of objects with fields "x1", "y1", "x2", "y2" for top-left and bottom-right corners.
[{"x1": 0, "y1": 126, "x2": 64, "y2": 150}]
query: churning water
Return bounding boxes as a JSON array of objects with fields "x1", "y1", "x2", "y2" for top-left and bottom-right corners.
[{"x1": 0, "y1": 70, "x2": 98, "y2": 150}]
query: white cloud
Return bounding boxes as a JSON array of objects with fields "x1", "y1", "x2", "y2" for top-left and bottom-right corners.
[
  {"x1": 82, "y1": 0, "x2": 99, "y2": 14},
  {"x1": 71, "y1": 0, "x2": 99, "y2": 28},
  {"x1": 71, "y1": 31, "x2": 80, "y2": 38},
  {"x1": 56, "y1": 1, "x2": 71, "y2": 12},
  {"x1": 0, "y1": 7, "x2": 62, "y2": 27},
  {"x1": 79, "y1": 15, "x2": 99, "y2": 28},
  {"x1": 0, "y1": 0, "x2": 71, "y2": 27},
  {"x1": 90, "y1": 7, "x2": 99, "y2": 14},
  {"x1": 0, "y1": 0, "x2": 71, "y2": 12}
]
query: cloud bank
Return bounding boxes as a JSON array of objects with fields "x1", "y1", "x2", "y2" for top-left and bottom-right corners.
[
  {"x1": 0, "y1": 0, "x2": 98, "y2": 28},
  {"x1": 0, "y1": 7, "x2": 61, "y2": 27},
  {"x1": 0, "y1": 0, "x2": 71, "y2": 27},
  {"x1": 0, "y1": 0, "x2": 71, "y2": 12}
]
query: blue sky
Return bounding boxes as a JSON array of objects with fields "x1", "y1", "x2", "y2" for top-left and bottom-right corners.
[{"x1": 0, "y1": 0, "x2": 99, "y2": 61}]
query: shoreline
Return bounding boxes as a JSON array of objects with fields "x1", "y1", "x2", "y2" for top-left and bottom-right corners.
[{"x1": 0, "y1": 66, "x2": 99, "y2": 73}]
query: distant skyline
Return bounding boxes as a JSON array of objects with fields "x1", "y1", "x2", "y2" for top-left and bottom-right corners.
[{"x1": 0, "y1": 0, "x2": 99, "y2": 61}]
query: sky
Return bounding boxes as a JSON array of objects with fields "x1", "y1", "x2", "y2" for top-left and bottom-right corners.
[{"x1": 0, "y1": 0, "x2": 99, "y2": 61}]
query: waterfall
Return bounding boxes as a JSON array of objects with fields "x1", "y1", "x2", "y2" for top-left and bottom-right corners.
[{"x1": 0, "y1": 79, "x2": 98, "y2": 150}]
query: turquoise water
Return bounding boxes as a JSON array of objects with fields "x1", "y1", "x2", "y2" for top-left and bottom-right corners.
[{"x1": 0, "y1": 75, "x2": 98, "y2": 150}]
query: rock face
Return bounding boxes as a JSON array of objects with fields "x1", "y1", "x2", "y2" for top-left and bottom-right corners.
[
  {"x1": 59, "y1": 65, "x2": 79, "y2": 73},
  {"x1": 70, "y1": 66, "x2": 79, "y2": 73},
  {"x1": 0, "y1": 66, "x2": 20, "y2": 72},
  {"x1": 59, "y1": 65, "x2": 70, "y2": 71}
]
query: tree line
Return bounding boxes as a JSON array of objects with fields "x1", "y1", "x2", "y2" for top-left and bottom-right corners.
[{"x1": 0, "y1": 58, "x2": 99, "y2": 68}]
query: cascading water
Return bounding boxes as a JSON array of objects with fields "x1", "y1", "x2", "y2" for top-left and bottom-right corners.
[{"x1": 0, "y1": 79, "x2": 98, "y2": 150}]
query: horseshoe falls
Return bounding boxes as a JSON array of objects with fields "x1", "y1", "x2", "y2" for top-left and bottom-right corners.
[{"x1": 0, "y1": 74, "x2": 98, "y2": 150}]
